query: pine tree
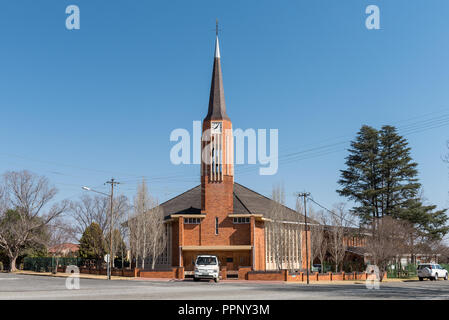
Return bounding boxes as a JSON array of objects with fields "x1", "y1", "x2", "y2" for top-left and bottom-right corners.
[
  {"x1": 338, "y1": 125, "x2": 448, "y2": 240},
  {"x1": 400, "y1": 198, "x2": 449, "y2": 241},
  {"x1": 337, "y1": 125, "x2": 381, "y2": 224},
  {"x1": 378, "y1": 125, "x2": 420, "y2": 218},
  {"x1": 78, "y1": 222, "x2": 106, "y2": 266}
]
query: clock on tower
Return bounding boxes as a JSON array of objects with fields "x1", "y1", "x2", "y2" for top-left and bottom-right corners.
[{"x1": 200, "y1": 35, "x2": 234, "y2": 222}]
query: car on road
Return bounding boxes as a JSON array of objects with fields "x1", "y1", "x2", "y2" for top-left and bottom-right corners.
[
  {"x1": 194, "y1": 255, "x2": 220, "y2": 282},
  {"x1": 311, "y1": 264, "x2": 322, "y2": 273},
  {"x1": 417, "y1": 264, "x2": 449, "y2": 281}
]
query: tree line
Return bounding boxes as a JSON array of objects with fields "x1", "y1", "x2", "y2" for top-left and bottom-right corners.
[
  {"x1": 337, "y1": 125, "x2": 448, "y2": 276},
  {"x1": 268, "y1": 125, "x2": 448, "y2": 276},
  {"x1": 0, "y1": 171, "x2": 166, "y2": 272}
]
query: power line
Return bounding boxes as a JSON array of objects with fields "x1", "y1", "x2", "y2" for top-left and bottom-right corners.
[
  {"x1": 2, "y1": 109, "x2": 448, "y2": 189},
  {"x1": 306, "y1": 196, "x2": 360, "y2": 228},
  {"x1": 233, "y1": 111, "x2": 449, "y2": 176}
]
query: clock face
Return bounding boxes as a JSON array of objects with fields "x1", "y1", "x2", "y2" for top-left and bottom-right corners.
[{"x1": 211, "y1": 121, "x2": 222, "y2": 133}]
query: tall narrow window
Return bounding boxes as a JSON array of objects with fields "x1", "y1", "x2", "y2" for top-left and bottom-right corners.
[{"x1": 215, "y1": 217, "x2": 219, "y2": 235}]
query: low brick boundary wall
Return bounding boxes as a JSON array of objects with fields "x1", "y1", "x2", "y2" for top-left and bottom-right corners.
[
  {"x1": 238, "y1": 266, "x2": 252, "y2": 280},
  {"x1": 55, "y1": 266, "x2": 139, "y2": 277},
  {"x1": 140, "y1": 267, "x2": 184, "y2": 279},
  {"x1": 247, "y1": 270, "x2": 387, "y2": 282},
  {"x1": 140, "y1": 269, "x2": 175, "y2": 278},
  {"x1": 247, "y1": 270, "x2": 285, "y2": 281},
  {"x1": 57, "y1": 266, "x2": 386, "y2": 281}
]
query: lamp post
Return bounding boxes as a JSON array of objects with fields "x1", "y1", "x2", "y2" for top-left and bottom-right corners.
[
  {"x1": 298, "y1": 192, "x2": 311, "y2": 285},
  {"x1": 82, "y1": 180, "x2": 119, "y2": 280}
]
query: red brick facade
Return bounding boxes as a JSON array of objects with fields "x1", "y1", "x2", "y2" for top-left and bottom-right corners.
[{"x1": 162, "y1": 36, "x2": 311, "y2": 274}]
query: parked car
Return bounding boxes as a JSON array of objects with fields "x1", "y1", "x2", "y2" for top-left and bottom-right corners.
[
  {"x1": 194, "y1": 255, "x2": 220, "y2": 282},
  {"x1": 311, "y1": 264, "x2": 322, "y2": 273},
  {"x1": 417, "y1": 264, "x2": 449, "y2": 281}
]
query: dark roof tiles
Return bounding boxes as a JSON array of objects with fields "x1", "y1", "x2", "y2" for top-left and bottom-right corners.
[{"x1": 159, "y1": 182, "x2": 307, "y2": 222}]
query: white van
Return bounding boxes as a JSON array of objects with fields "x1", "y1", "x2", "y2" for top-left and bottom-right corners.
[{"x1": 194, "y1": 255, "x2": 220, "y2": 282}]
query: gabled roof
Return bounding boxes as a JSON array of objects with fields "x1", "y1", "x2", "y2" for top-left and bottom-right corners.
[
  {"x1": 48, "y1": 243, "x2": 79, "y2": 253},
  {"x1": 158, "y1": 182, "x2": 308, "y2": 222},
  {"x1": 346, "y1": 246, "x2": 368, "y2": 256}
]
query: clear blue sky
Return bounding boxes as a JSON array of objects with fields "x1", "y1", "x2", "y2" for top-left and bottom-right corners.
[{"x1": 0, "y1": 0, "x2": 448, "y2": 213}]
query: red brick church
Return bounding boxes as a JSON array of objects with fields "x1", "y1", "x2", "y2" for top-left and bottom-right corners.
[{"x1": 153, "y1": 35, "x2": 310, "y2": 273}]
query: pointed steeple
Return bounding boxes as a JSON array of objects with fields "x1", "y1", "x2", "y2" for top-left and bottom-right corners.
[
  {"x1": 204, "y1": 35, "x2": 230, "y2": 121},
  {"x1": 214, "y1": 36, "x2": 220, "y2": 58}
]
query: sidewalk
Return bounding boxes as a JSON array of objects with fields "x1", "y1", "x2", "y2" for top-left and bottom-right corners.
[
  {"x1": 14, "y1": 270, "x2": 417, "y2": 284},
  {"x1": 15, "y1": 270, "x2": 137, "y2": 281}
]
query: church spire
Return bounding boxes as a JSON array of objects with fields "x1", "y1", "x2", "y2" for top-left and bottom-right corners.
[
  {"x1": 204, "y1": 26, "x2": 229, "y2": 121},
  {"x1": 214, "y1": 36, "x2": 220, "y2": 59}
]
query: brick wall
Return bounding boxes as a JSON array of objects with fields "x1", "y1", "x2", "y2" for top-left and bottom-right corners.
[
  {"x1": 254, "y1": 220, "x2": 265, "y2": 270},
  {"x1": 172, "y1": 220, "x2": 180, "y2": 266},
  {"x1": 184, "y1": 223, "x2": 201, "y2": 246},
  {"x1": 140, "y1": 267, "x2": 185, "y2": 279},
  {"x1": 76, "y1": 267, "x2": 137, "y2": 277},
  {"x1": 238, "y1": 266, "x2": 252, "y2": 280},
  {"x1": 249, "y1": 270, "x2": 388, "y2": 282},
  {"x1": 140, "y1": 268, "x2": 176, "y2": 279},
  {"x1": 247, "y1": 270, "x2": 284, "y2": 281}
]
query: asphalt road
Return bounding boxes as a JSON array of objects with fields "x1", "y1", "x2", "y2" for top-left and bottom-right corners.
[{"x1": 1, "y1": 272, "x2": 449, "y2": 300}]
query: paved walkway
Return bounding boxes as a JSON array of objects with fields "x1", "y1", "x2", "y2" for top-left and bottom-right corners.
[
  {"x1": 14, "y1": 270, "x2": 412, "y2": 285},
  {"x1": 1, "y1": 272, "x2": 448, "y2": 300}
]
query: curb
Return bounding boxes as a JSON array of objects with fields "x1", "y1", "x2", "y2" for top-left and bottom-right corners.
[{"x1": 14, "y1": 271, "x2": 136, "y2": 281}]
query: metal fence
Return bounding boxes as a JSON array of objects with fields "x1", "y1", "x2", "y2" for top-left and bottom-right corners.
[
  {"x1": 387, "y1": 263, "x2": 417, "y2": 278},
  {"x1": 23, "y1": 257, "x2": 82, "y2": 272}
]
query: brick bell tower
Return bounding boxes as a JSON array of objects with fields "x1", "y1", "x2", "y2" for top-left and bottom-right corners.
[{"x1": 200, "y1": 33, "x2": 234, "y2": 244}]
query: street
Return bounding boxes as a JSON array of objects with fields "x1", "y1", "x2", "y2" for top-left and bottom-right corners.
[{"x1": 1, "y1": 273, "x2": 449, "y2": 300}]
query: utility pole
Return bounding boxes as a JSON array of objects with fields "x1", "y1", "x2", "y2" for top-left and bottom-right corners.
[
  {"x1": 106, "y1": 178, "x2": 120, "y2": 280},
  {"x1": 298, "y1": 192, "x2": 311, "y2": 284}
]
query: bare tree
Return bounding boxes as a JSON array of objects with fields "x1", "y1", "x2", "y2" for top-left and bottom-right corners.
[
  {"x1": 128, "y1": 210, "x2": 143, "y2": 269},
  {"x1": 365, "y1": 216, "x2": 409, "y2": 280},
  {"x1": 47, "y1": 217, "x2": 76, "y2": 273},
  {"x1": 146, "y1": 204, "x2": 166, "y2": 269},
  {"x1": 69, "y1": 194, "x2": 109, "y2": 238},
  {"x1": 110, "y1": 194, "x2": 130, "y2": 268},
  {"x1": 128, "y1": 179, "x2": 167, "y2": 270},
  {"x1": 309, "y1": 210, "x2": 328, "y2": 273},
  {"x1": 117, "y1": 206, "x2": 130, "y2": 270},
  {"x1": 0, "y1": 171, "x2": 68, "y2": 271},
  {"x1": 268, "y1": 184, "x2": 287, "y2": 270},
  {"x1": 70, "y1": 193, "x2": 129, "y2": 267},
  {"x1": 328, "y1": 203, "x2": 349, "y2": 272}
]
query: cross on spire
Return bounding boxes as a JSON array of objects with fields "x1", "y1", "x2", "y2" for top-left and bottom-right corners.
[{"x1": 215, "y1": 19, "x2": 220, "y2": 36}]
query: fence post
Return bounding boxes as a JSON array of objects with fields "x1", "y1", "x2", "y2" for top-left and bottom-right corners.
[{"x1": 283, "y1": 269, "x2": 288, "y2": 281}]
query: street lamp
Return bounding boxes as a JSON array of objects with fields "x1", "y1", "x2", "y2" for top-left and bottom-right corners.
[
  {"x1": 82, "y1": 184, "x2": 114, "y2": 280},
  {"x1": 82, "y1": 186, "x2": 108, "y2": 196}
]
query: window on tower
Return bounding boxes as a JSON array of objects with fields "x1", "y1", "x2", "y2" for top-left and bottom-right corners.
[{"x1": 215, "y1": 217, "x2": 219, "y2": 235}]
